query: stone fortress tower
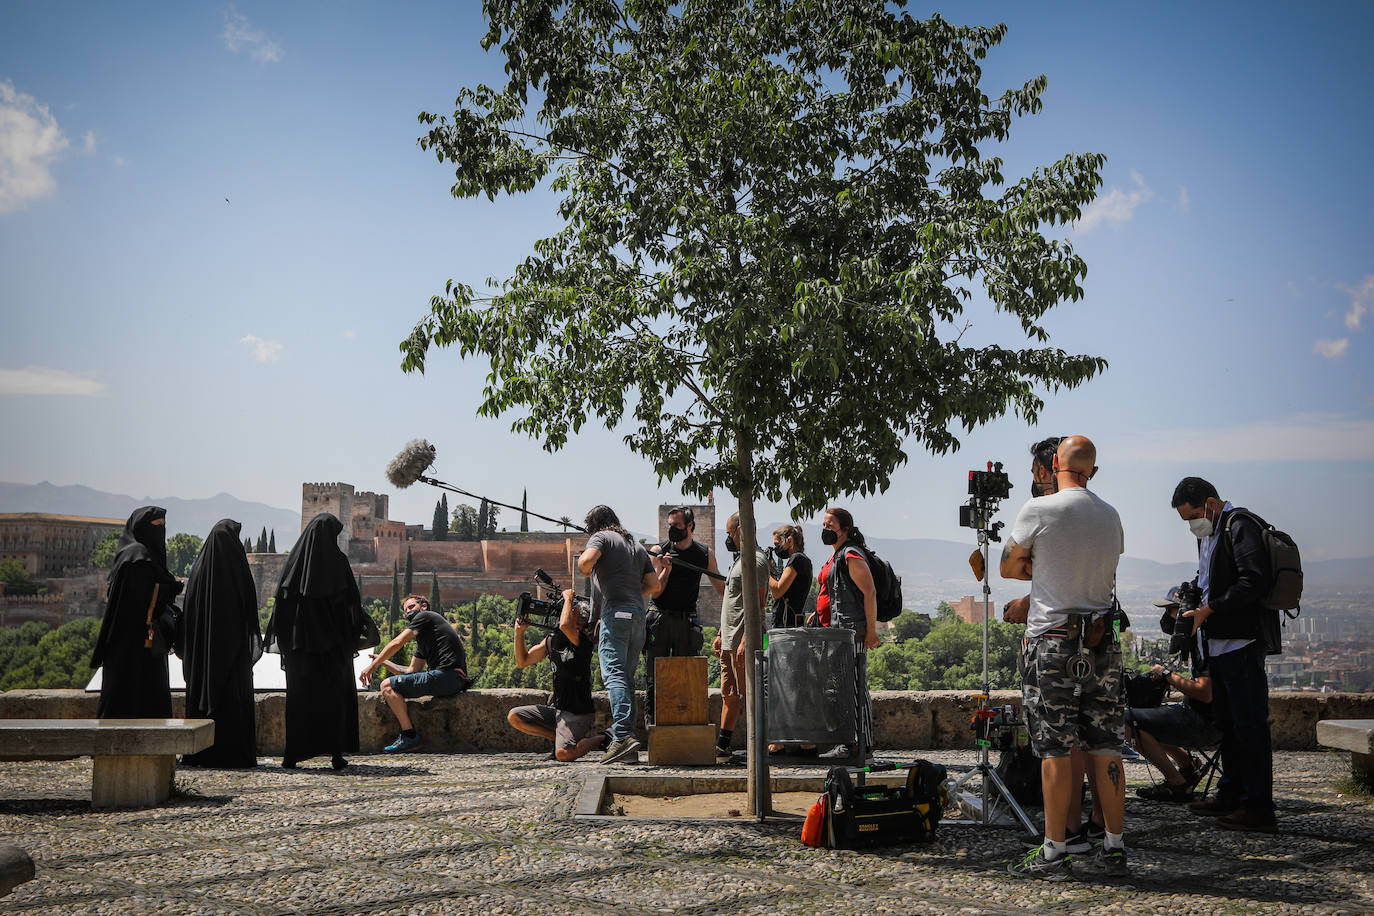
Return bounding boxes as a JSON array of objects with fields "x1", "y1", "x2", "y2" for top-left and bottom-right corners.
[{"x1": 301, "y1": 483, "x2": 388, "y2": 555}]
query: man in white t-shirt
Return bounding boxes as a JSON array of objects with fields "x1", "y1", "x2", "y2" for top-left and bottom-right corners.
[{"x1": 1000, "y1": 436, "x2": 1127, "y2": 880}]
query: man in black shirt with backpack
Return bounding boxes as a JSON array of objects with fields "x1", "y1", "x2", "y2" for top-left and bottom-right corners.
[{"x1": 508, "y1": 588, "x2": 605, "y2": 760}]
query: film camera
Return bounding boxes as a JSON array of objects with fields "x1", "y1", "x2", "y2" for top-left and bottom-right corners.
[
  {"x1": 516, "y1": 568, "x2": 591, "y2": 633},
  {"x1": 1168, "y1": 580, "x2": 1204, "y2": 658},
  {"x1": 959, "y1": 461, "x2": 1013, "y2": 540}
]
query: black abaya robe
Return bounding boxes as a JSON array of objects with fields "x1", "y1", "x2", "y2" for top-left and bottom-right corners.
[
  {"x1": 181, "y1": 519, "x2": 262, "y2": 767},
  {"x1": 264, "y1": 514, "x2": 362, "y2": 763},
  {"x1": 91, "y1": 506, "x2": 179, "y2": 719}
]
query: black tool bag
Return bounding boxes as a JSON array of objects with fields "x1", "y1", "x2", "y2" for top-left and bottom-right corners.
[{"x1": 823, "y1": 761, "x2": 947, "y2": 848}]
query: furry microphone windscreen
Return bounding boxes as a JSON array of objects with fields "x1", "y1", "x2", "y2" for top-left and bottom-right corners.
[{"x1": 386, "y1": 440, "x2": 437, "y2": 488}]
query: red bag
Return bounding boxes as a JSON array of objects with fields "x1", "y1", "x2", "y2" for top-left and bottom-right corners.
[{"x1": 801, "y1": 794, "x2": 828, "y2": 847}]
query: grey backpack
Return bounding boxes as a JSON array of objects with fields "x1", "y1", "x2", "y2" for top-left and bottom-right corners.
[{"x1": 1224, "y1": 510, "x2": 1303, "y2": 617}]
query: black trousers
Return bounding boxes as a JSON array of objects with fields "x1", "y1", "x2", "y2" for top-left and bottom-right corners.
[
  {"x1": 644, "y1": 610, "x2": 704, "y2": 723},
  {"x1": 1209, "y1": 641, "x2": 1274, "y2": 815}
]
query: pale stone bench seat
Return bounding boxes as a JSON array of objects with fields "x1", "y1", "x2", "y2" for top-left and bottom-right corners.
[
  {"x1": 0, "y1": 718, "x2": 214, "y2": 808},
  {"x1": 1315, "y1": 718, "x2": 1374, "y2": 786}
]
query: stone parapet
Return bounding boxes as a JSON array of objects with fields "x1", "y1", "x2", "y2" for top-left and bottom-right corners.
[{"x1": 4, "y1": 689, "x2": 1371, "y2": 757}]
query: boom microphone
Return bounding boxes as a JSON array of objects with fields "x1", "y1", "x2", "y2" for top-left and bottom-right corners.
[{"x1": 386, "y1": 439, "x2": 437, "y2": 488}]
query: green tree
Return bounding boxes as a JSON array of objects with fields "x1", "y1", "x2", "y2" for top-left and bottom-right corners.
[
  {"x1": 451, "y1": 503, "x2": 478, "y2": 541},
  {"x1": 403, "y1": 1, "x2": 1107, "y2": 809},
  {"x1": 403, "y1": 546, "x2": 414, "y2": 598},
  {"x1": 268, "y1": 529, "x2": 276, "y2": 553},
  {"x1": 430, "y1": 571, "x2": 442, "y2": 614},
  {"x1": 520, "y1": 489, "x2": 529, "y2": 532},
  {"x1": 389, "y1": 562, "x2": 401, "y2": 628},
  {"x1": 91, "y1": 529, "x2": 121, "y2": 568},
  {"x1": 0, "y1": 557, "x2": 30, "y2": 585},
  {"x1": 432, "y1": 497, "x2": 450, "y2": 541},
  {"x1": 256, "y1": 527, "x2": 268, "y2": 553},
  {"x1": 244, "y1": 536, "x2": 254, "y2": 554},
  {"x1": 890, "y1": 611, "x2": 932, "y2": 643},
  {"x1": 165, "y1": 533, "x2": 203, "y2": 578}
]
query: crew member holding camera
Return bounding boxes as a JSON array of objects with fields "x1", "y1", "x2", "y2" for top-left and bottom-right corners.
[
  {"x1": 508, "y1": 588, "x2": 606, "y2": 761},
  {"x1": 361, "y1": 595, "x2": 471, "y2": 753},
  {"x1": 1130, "y1": 586, "x2": 1221, "y2": 801},
  {"x1": 1002, "y1": 436, "x2": 1128, "y2": 880},
  {"x1": 644, "y1": 506, "x2": 723, "y2": 726},
  {"x1": 1170, "y1": 477, "x2": 1277, "y2": 833}
]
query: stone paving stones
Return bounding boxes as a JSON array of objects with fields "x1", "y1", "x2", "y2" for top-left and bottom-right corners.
[{"x1": 0, "y1": 751, "x2": 1370, "y2": 914}]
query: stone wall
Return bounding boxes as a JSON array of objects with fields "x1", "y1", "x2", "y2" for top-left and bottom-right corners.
[
  {"x1": 245, "y1": 554, "x2": 290, "y2": 610},
  {"x1": 4, "y1": 688, "x2": 1368, "y2": 757},
  {"x1": 300, "y1": 483, "x2": 353, "y2": 552}
]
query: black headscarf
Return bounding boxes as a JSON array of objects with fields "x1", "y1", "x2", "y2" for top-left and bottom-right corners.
[
  {"x1": 265, "y1": 513, "x2": 360, "y2": 655},
  {"x1": 182, "y1": 519, "x2": 263, "y2": 710},
  {"x1": 106, "y1": 505, "x2": 176, "y2": 589}
]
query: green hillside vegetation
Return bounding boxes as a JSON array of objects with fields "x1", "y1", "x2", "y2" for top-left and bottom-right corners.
[{"x1": 0, "y1": 618, "x2": 100, "y2": 691}]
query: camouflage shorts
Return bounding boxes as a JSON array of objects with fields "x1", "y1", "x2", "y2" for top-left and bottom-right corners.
[{"x1": 1020, "y1": 633, "x2": 1124, "y2": 758}]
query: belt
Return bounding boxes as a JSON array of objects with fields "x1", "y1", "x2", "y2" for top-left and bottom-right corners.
[{"x1": 1038, "y1": 612, "x2": 1112, "y2": 640}]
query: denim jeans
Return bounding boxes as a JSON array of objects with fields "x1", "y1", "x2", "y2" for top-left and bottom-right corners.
[
  {"x1": 1209, "y1": 641, "x2": 1273, "y2": 815},
  {"x1": 598, "y1": 604, "x2": 646, "y2": 740}
]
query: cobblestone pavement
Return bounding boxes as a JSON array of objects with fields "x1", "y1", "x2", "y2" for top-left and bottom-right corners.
[{"x1": 0, "y1": 749, "x2": 1369, "y2": 915}]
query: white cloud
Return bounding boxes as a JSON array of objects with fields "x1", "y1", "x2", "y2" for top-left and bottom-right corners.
[
  {"x1": 0, "y1": 80, "x2": 70, "y2": 214},
  {"x1": 1342, "y1": 274, "x2": 1372, "y2": 331},
  {"x1": 1074, "y1": 170, "x2": 1154, "y2": 233},
  {"x1": 82, "y1": 130, "x2": 96, "y2": 154},
  {"x1": 343, "y1": 329, "x2": 357, "y2": 339},
  {"x1": 240, "y1": 335, "x2": 282, "y2": 361},
  {"x1": 223, "y1": 6, "x2": 284, "y2": 63},
  {"x1": 1313, "y1": 338, "x2": 1349, "y2": 359},
  {"x1": 0, "y1": 366, "x2": 106, "y2": 396},
  {"x1": 1117, "y1": 413, "x2": 1374, "y2": 463},
  {"x1": 111, "y1": 154, "x2": 127, "y2": 168},
  {"x1": 1177, "y1": 185, "x2": 1190, "y2": 213}
]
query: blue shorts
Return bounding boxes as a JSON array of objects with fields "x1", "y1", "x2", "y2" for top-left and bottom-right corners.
[
  {"x1": 1126, "y1": 703, "x2": 1220, "y2": 748},
  {"x1": 388, "y1": 668, "x2": 467, "y2": 699}
]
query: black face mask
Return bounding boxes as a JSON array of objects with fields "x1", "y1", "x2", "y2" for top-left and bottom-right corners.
[
  {"x1": 773, "y1": 544, "x2": 791, "y2": 559},
  {"x1": 724, "y1": 534, "x2": 738, "y2": 554},
  {"x1": 821, "y1": 529, "x2": 838, "y2": 546},
  {"x1": 667, "y1": 524, "x2": 687, "y2": 542}
]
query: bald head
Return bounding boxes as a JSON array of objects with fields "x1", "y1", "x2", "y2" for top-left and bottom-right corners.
[{"x1": 1054, "y1": 436, "x2": 1098, "y2": 488}]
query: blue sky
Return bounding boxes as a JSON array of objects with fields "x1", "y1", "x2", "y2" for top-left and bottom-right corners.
[{"x1": 1, "y1": 1, "x2": 1371, "y2": 565}]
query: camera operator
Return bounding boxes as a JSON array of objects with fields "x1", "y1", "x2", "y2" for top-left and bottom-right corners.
[
  {"x1": 1128, "y1": 587, "x2": 1221, "y2": 801},
  {"x1": 1170, "y1": 477, "x2": 1277, "y2": 833},
  {"x1": 1001, "y1": 436, "x2": 1128, "y2": 880},
  {"x1": 577, "y1": 505, "x2": 661, "y2": 765},
  {"x1": 643, "y1": 506, "x2": 722, "y2": 727},
  {"x1": 508, "y1": 588, "x2": 607, "y2": 761}
]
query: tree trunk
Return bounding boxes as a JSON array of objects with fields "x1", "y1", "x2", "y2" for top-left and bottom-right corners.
[{"x1": 735, "y1": 430, "x2": 771, "y2": 817}]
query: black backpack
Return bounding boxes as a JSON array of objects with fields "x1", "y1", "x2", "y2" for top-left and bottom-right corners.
[
  {"x1": 823, "y1": 761, "x2": 946, "y2": 848},
  {"x1": 1222, "y1": 510, "x2": 1303, "y2": 617},
  {"x1": 836, "y1": 544, "x2": 904, "y2": 622}
]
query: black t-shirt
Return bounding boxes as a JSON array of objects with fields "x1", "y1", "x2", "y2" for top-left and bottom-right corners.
[
  {"x1": 405, "y1": 609, "x2": 467, "y2": 673},
  {"x1": 771, "y1": 552, "x2": 813, "y2": 628},
  {"x1": 653, "y1": 539, "x2": 710, "y2": 617},
  {"x1": 546, "y1": 628, "x2": 594, "y2": 714}
]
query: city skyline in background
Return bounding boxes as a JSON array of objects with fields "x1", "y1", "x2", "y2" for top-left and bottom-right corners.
[{"x1": 2, "y1": 2, "x2": 1373, "y2": 568}]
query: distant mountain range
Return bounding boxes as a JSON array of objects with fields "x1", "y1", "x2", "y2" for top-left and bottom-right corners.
[{"x1": 0, "y1": 481, "x2": 300, "y2": 549}]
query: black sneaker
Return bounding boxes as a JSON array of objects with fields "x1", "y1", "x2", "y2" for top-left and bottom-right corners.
[
  {"x1": 1065, "y1": 828, "x2": 1093, "y2": 854},
  {"x1": 1137, "y1": 781, "x2": 1192, "y2": 802},
  {"x1": 1008, "y1": 845, "x2": 1073, "y2": 882},
  {"x1": 715, "y1": 743, "x2": 733, "y2": 763},
  {"x1": 1081, "y1": 845, "x2": 1128, "y2": 877},
  {"x1": 1080, "y1": 819, "x2": 1105, "y2": 841}
]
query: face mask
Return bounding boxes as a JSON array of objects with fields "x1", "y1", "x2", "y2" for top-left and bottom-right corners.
[
  {"x1": 773, "y1": 544, "x2": 790, "y2": 559},
  {"x1": 1188, "y1": 511, "x2": 1214, "y2": 539},
  {"x1": 821, "y1": 529, "x2": 838, "y2": 546},
  {"x1": 724, "y1": 534, "x2": 738, "y2": 554},
  {"x1": 667, "y1": 525, "x2": 687, "y2": 542}
]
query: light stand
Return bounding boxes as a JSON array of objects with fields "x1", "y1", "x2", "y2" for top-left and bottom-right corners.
[{"x1": 945, "y1": 487, "x2": 1037, "y2": 835}]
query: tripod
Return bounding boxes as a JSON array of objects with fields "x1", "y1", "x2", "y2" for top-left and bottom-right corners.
[{"x1": 945, "y1": 514, "x2": 1037, "y2": 834}]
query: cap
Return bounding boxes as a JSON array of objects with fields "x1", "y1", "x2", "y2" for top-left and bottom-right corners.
[{"x1": 1151, "y1": 585, "x2": 1184, "y2": 608}]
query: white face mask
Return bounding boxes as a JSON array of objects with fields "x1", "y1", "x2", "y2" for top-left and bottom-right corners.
[{"x1": 1188, "y1": 506, "x2": 1215, "y2": 539}]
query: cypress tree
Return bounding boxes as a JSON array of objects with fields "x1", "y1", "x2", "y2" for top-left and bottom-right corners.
[
  {"x1": 404, "y1": 546, "x2": 414, "y2": 597},
  {"x1": 429, "y1": 571, "x2": 441, "y2": 615},
  {"x1": 478, "y1": 498, "x2": 490, "y2": 539},
  {"x1": 257, "y1": 527, "x2": 268, "y2": 553},
  {"x1": 432, "y1": 498, "x2": 449, "y2": 541},
  {"x1": 244, "y1": 536, "x2": 254, "y2": 553},
  {"x1": 268, "y1": 529, "x2": 276, "y2": 553},
  {"x1": 520, "y1": 489, "x2": 529, "y2": 532},
  {"x1": 389, "y1": 563, "x2": 400, "y2": 628},
  {"x1": 441, "y1": 495, "x2": 449, "y2": 538}
]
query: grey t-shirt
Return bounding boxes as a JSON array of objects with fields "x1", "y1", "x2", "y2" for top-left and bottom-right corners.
[
  {"x1": 721, "y1": 548, "x2": 770, "y2": 651},
  {"x1": 1009, "y1": 487, "x2": 1124, "y2": 638},
  {"x1": 586, "y1": 530, "x2": 655, "y2": 617}
]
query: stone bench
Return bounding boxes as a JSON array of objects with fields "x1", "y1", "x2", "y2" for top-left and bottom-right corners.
[
  {"x1": 1315, "y1": 719, "x2": 1374, "y2": 788},
  {"x1": 0, "y1": 718, "x2": 214, "y2": 808}
]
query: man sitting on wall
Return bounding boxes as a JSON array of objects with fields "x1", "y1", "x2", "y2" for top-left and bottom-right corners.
[
  {"x1": 507, "y1": 588, "x2": 607, "y2": 761},
  {"x1": 361, "y1": 595, "x2": 472, "y2": 752}
]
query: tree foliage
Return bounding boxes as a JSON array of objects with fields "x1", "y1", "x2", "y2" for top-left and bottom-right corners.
[
  {"x1": 432, "y1": 496, "x2": 450, "y2": 541},
  {"x1": 90, "y1": 529, "x2": 121, "y2": 568},
  {"x1": 451, "y1": 503, "x2": 479, "y2": 541},
  {"x1": 402, "y1": 0, "x2": 1108, "y2": 516},
  {"x1": 269, "y1": 529, "x2": 277, "y2": 553},
  {"x1": 868, "y1": 608, "x2": 1022, "y2": 690},
  {"x1": 0, "y1": 558, "x2": 30, "y2": 585},
  {"x1": 520, "y1": 489, "x2": 529, "y2": 532},
  {"x1": 166, "y1": 533, "x2": 203, "y2": 579},
  {"x1": 0, "y1": 618, "x2": 101, "y2": 691}
]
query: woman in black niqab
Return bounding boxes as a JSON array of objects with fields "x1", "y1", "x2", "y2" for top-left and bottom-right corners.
[
  {"x1": 264, "y1": 513, "x2": 360, "y2": 769},
  {"x1": 181, "y1": 519, "x2": 262, "y2": 768},
  {"x1": 91, "y1": 506, "x2": 180, "y2": 718}
]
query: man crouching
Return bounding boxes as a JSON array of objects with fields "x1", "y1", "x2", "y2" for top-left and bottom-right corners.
[{"x1": 508, "y1": 588, "x2": 607, "y2": 761}]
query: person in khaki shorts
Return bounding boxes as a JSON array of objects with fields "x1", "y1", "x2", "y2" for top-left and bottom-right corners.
[{"x1": 712, "y1": 512, "x2": 767, "y2": 763}]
